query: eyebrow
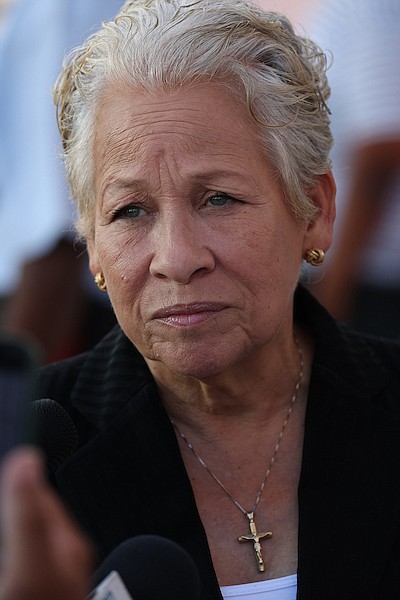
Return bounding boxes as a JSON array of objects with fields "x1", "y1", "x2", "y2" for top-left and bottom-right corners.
[
  {"x1": 192, "y1": 170, "x2": 249, "y2": 183},
  {"x1": 102, "y1": 169, "x2": 251, "y2": 195}
]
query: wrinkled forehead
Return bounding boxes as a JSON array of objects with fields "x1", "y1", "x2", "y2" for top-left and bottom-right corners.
[{"x1": 92, "y1": 81, "x2": 269, "y2": 189}]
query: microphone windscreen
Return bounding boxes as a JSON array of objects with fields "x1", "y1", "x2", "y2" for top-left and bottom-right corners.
[
  {"x1": 30, "y1": 398, "x2": 78, "y2": 471},
  {"x1": 93, "y1": 535, "x2": 202, "y2": 600}
]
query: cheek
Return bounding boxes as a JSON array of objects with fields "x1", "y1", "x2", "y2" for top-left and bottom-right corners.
[
  {"x1": 234, "y1": 230, "x2": 300, "y2": 334},
  {"x1": 230, "y1": 220, "x2": 301, "y2": 283},
  {"x1": 96, "y1": 230, "x2": 146, "y2": 278},
  {"x1": 95, "y1": 232, "x2": 150, "y2": 317}
]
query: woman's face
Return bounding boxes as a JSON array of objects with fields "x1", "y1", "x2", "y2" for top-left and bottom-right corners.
[{"x1": 88, "y1": 82, "x2": 333, "y2": 379}]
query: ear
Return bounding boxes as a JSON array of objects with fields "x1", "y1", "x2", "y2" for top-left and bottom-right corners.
[
  {"x1": 86, "y1": 238, "x2": 102, "y2": 277},
  {"x1": 302, "y1": 171, "x2": 336, "y2": 255}
]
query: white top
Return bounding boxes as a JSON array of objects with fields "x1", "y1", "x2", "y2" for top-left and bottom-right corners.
[{"x1": 220, "y1": 575, "x2": 297, "y2": 599}]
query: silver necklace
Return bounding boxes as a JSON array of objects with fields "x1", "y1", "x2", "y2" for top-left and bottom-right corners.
[{"x1": 171, "y1": 337, "x2": 304, "y2": 574}]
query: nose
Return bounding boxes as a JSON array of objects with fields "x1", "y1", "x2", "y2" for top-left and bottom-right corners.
[{"x1": 149, "y1": 212, "x2": 215, "y2": 284}]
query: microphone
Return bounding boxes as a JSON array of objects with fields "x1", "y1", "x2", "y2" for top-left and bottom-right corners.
[
  {"x1": 0, "y1": 336, "x2": 78, "y2": 471},
  {"x1": 90, "y1": 535, "x2": 202, "y2": 599},
  {"x1": 30, "y1": 398, "x2": 79, "y2": 471}
]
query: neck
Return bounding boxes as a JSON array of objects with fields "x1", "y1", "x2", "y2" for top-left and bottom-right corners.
[{"x1": 145, "y1": 326, "x2": 311, "y2": 435}]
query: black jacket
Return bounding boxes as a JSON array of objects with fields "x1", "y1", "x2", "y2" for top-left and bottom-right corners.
[{"x1": 37, "y1": 287, "x2": 400, "y2": 599}]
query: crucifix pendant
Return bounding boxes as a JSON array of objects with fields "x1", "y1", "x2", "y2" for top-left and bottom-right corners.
[{"x1": 238, "y1": 512, "x2": 272, "y2": 572}]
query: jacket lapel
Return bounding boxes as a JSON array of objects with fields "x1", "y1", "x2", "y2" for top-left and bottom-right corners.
[{"x1": 55, "y1": 379, "x2": 222, "y2": 600}]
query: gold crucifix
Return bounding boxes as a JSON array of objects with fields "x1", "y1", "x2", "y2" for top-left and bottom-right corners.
[{"x1": 238, "y1": 512, "x2": 272, "y2": 572}]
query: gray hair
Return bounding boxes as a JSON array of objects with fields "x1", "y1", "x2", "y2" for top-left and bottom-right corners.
[{"x1": 55, "y1": 0, "x2": 333, "y2": 238}]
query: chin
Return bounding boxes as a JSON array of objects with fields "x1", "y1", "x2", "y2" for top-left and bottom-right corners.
[
  {"x1": 136, "y1": 326, "x2": 254, "y2": 380},
  {"x1": 151, "y1": 343, "x2": 243, "y2": 381}
]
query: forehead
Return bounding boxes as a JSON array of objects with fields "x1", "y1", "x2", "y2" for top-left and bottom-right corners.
[{"x1": 93, "y1": 82, "x2": 267, "y2": 179}]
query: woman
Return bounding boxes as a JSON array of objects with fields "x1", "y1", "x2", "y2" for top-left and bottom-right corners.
[{"x1": 38, "y1": 0, "x2": 400, "y2": 598}]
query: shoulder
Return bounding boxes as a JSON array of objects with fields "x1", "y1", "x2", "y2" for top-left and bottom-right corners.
[
  {"x1": 325, "y1": 325, "x2": 400, "y2": 415},
  {"x1": 36, "y1": 324, "x2": 154, "y2": 425},
  {"x1": 359, "y1": 332, "x2": 400, "y2": 389},
  {"x1": 37, "y1": 352, "x2": 87, "y2": 406},
  {"x1": 35, "y1": 326, "x2": 158, "y2": 471},
  {"x1": 297, "y1": 285, "x2": 400, "y2": 414}
]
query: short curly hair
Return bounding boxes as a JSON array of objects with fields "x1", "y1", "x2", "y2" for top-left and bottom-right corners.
[{"x1": 55, "y1": 0, "x2": 333, "y2": 238}]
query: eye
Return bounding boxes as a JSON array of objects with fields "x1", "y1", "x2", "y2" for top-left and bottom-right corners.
[
  {"x1": 112, "y1": 205, "x2": 146, "y2": 220},
  {"x1": 206, "y1": 193, "x2": 236, "y2": 207}
]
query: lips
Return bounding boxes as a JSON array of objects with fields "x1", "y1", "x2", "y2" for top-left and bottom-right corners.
[{"x1": 151, "y1": 303, "x2": 227, "y2": 326}]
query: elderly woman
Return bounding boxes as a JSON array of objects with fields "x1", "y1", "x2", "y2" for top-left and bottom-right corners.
[{"x1": 37, "y1": 1, "x2": 400, "y2": 598}]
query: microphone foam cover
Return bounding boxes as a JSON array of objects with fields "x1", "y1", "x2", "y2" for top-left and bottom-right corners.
[
  {"x1": 31, "y1": 398, "x2": 78, "y2": 471},
  {"x1": 93, "y1": 535, "x2": 202, "y2": 600}
]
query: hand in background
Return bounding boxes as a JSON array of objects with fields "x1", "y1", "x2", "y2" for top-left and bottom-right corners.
[{"x1": 0, "y1": 447, "x2": 93, "y2": 600}]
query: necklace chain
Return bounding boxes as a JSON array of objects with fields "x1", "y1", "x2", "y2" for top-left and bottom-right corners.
[{"x1": 171, "y1": 336, "x2": 304, "y2": 518}]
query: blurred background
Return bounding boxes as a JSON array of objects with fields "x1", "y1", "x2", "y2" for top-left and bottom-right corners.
[{"x1": 0, "y1": 0, "x2": 399, "y2": 364}]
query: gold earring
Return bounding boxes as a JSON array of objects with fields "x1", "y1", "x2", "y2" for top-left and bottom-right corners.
[
  {"x1": 94, "y1": 272, "x2": 107, "y2": 292},
  {"x1": 304, "y1": 248, "x2": 325, "y2": 266}
]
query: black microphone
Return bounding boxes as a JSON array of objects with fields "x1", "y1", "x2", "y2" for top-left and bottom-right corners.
[
  {"x1": 30, "y1": 398, "x2": 79, "y2": 471},
  {"x1": 91, "y1": 535, "x2": 202, "y2": 599}
]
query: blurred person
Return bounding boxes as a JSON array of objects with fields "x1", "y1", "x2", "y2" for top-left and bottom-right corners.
[
  {"x1": 0, "y1": 0, "x2": 122, "y2": 360},
  {"x1": 0, "y1": 447, "x2": 93, "y2": 600},
  {"x1": 305, "y1": 0, "x2": 400, "y2": 337},
  {"x1": 255, "y1": 0, "x2": 317, "y2": 31},
  {"x1": 32, "y1": 1, "x2": 400, "y2": 599},
  {"x1": 0, "y1": 0, "x2": 13, "y2": 31}
]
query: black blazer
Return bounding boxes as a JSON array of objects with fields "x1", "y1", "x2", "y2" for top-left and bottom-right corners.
[{"x1": 37, "y1": 287, "x2": 400, "y2": 599}]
